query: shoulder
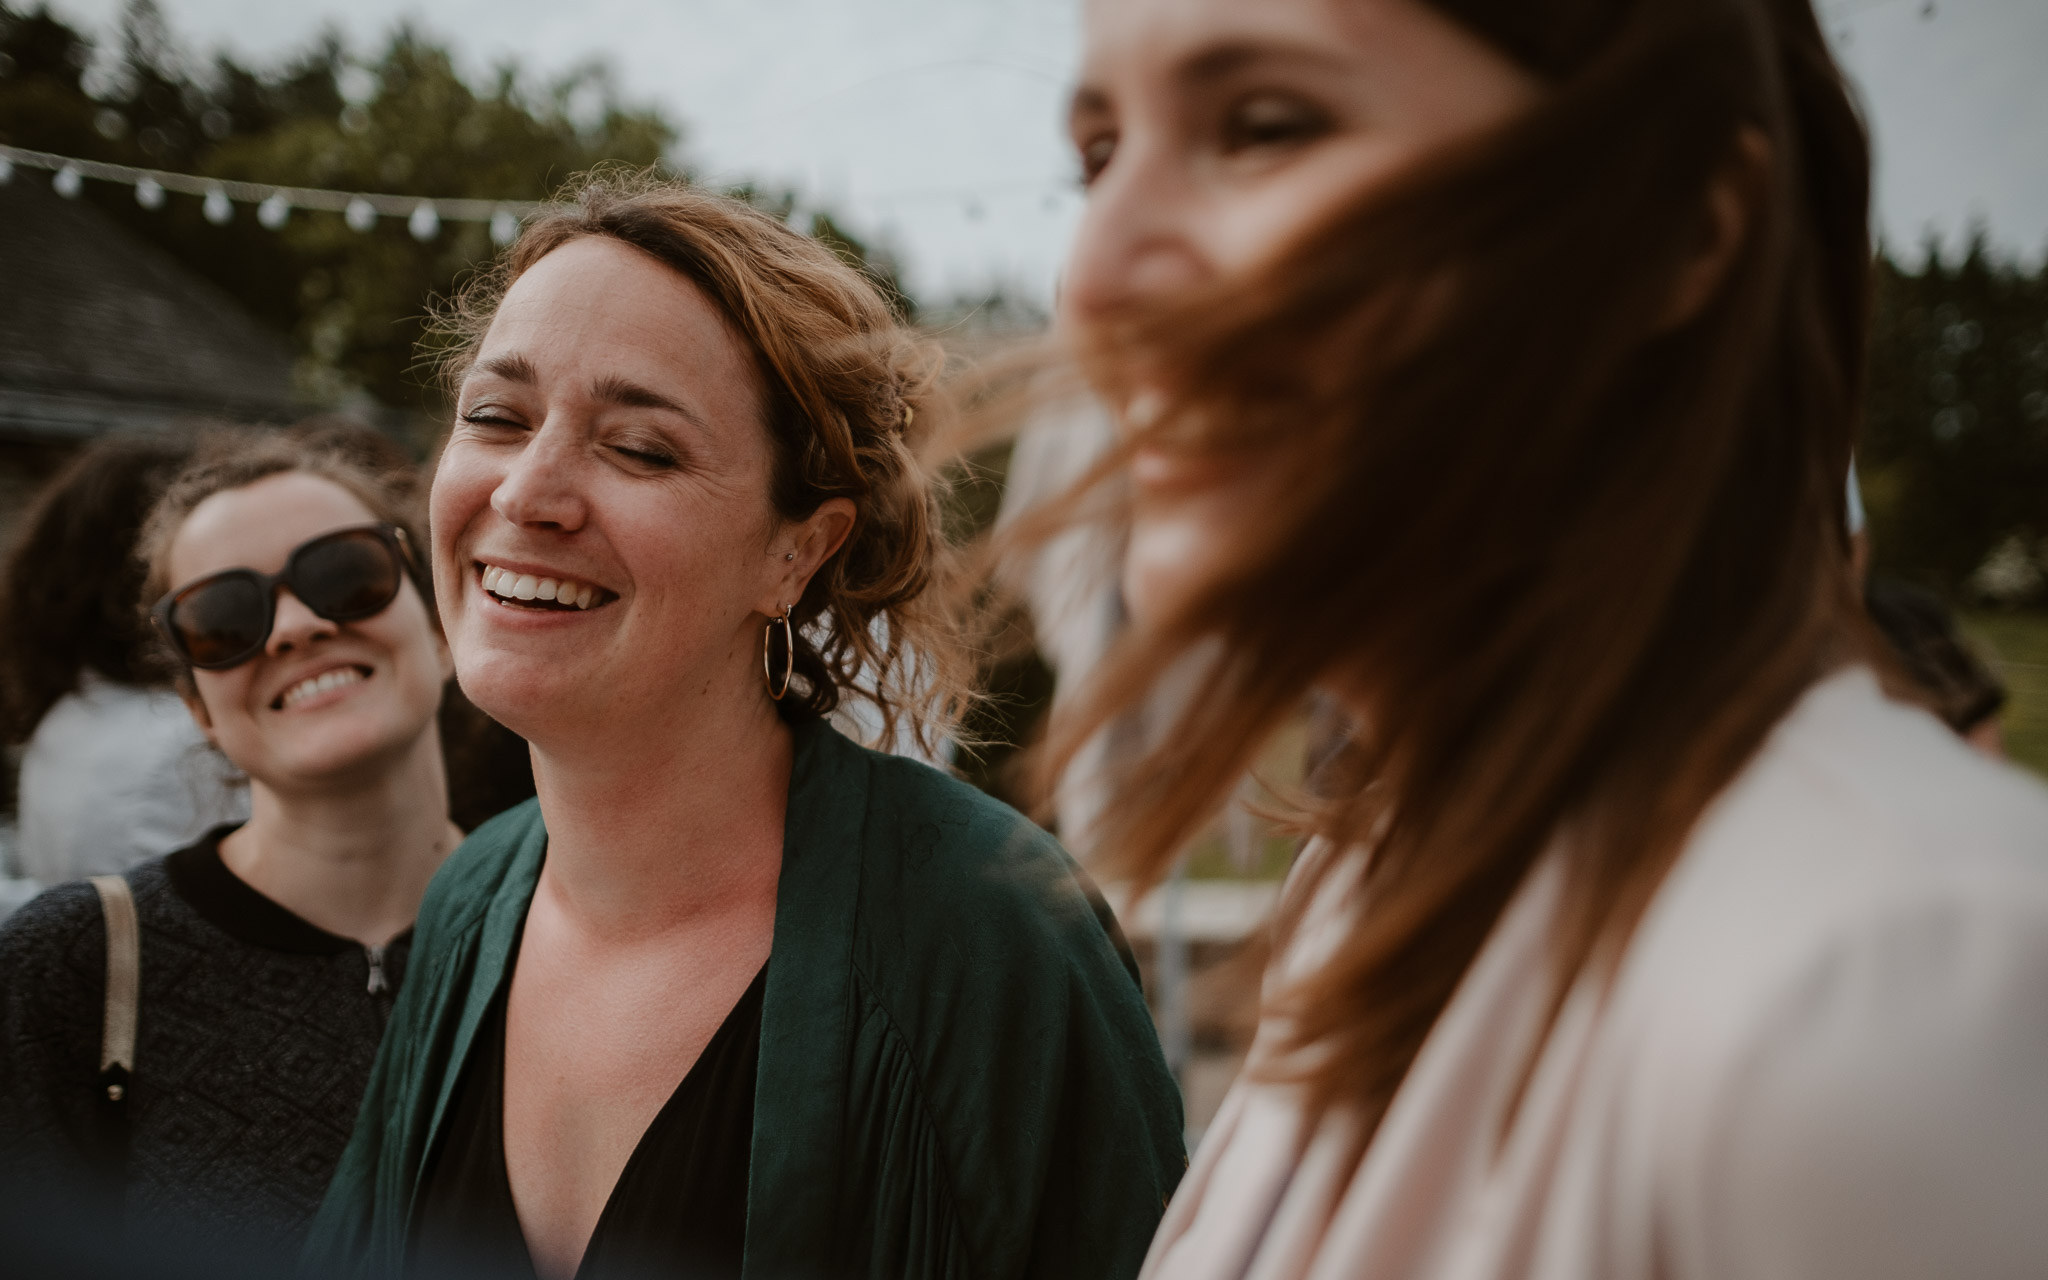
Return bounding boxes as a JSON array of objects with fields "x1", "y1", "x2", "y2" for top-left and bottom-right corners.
[
  {"x1": 850, "y1": 744, "x2": 1115, "y2": 974},
  {"x1": 0, "y1": 862, "x2": 172, "y2": 1041},
  {"x1": 1618, "y1": 668, "x2": 2048, "y2": 1028},
  {"x1": 0, "y1": 880, "x2": 106, "y2": 974},
  {"x1": 0, "y1": 859, "x2": 180, "y2": 971},
  {"x1": 1598, "y1": 670, "x2": 2048, "y2": 1276}
]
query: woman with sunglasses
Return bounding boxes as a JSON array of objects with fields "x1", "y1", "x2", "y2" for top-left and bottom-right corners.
[
  {"x1": 1028, "y1": 0, "x2": 2048, "y2": 1277},
  {"x1": 0, "y1": 432, "x2": 461, "y2": 1258}
]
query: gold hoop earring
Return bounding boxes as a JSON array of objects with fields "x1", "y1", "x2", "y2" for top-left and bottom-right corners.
[{"x1": 763, "y1": 605, "x2": 794, "y2": 701}]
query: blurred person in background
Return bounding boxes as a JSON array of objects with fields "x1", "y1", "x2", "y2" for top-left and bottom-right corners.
[
  {"x1": 1865, "y1": 575, "x2": 2008, "y2": 756},
  {"x1": 0, "y1": 434, "x2": 246, "y2": 901},
  {"x1": 1029, "y1": 0, "x2": 2048, "y2": 1277},
  {"x1": 0, "y1": 432, "x2": 464, "y2": 1257},
  {"x1": 307, "y1": 175, "x2": 1182, "y2": 1280}
]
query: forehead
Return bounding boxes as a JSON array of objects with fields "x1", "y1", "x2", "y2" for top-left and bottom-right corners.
[
  {"x1": 1080, "y1": 0, "x2": 1376, "y2": 77},
  {"x1": 171, "y1": 471, "x2": 379, "y2": 584},
  {"x1": 472, "y1": 235, "x2": 762, "y2": 418}
]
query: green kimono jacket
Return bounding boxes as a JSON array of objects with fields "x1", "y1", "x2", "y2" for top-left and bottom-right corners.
[{"x1": 304, "y1": 718, "x2": 1185, "y2": 1279}]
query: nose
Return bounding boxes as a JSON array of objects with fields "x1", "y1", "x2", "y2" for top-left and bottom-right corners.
[
  {"x1": 267, "y1": 586, "x2": 337, "y2": 658},
  {"x1": 490, "y1": 417, "x2": 591, "y2": 532},
  {"x1": 1059, "y1": 145, "x2": 1212, "y2": 325}
]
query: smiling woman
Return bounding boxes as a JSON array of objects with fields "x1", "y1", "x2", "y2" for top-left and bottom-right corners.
[
  {"x1": 0, "y1": 430, "x2": 465, "y2": 1258},
  {"x1": 305, "y1": 174, "x2": 1184, "y2": 1280}
]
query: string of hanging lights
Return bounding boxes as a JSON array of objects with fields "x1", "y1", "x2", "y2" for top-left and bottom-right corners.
[
  {"x1": 0, "y1": 141, "x2": 1081, "y2": 251},
  {"x1": 0, "y1": 142, "x2": 545, "y2": 246}
]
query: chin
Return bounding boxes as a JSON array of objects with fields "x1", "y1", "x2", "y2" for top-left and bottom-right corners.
[
  {"x1": 452, "y1": 650, "x2": 570, "y2": 744},
  {"x1": 258, "y1": 720, "x2": 419, "y2": 786},
  {"x1": 1122, "y1": 514, "x2": 1228, "y2": 631}
]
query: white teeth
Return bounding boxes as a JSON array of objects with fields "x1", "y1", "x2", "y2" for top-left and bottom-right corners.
[
  {"x1": 281, "y1": 667, "x2": 365, "y2": 708},
  {"x1": 478, "y1": 564, "x2": 603, "y2": 610}
]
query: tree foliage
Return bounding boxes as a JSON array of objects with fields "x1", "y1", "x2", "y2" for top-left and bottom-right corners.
[
  {"x1": 1861, "y1": 238, "x2": 2048, "y2": 604},
  {"x1": 0, "y1": 3, "x2": 691, "y2": 433}
]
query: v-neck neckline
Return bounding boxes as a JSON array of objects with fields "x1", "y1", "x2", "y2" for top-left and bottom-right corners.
[{"x1": 410, "y1": 937, "x2": 768, "y2": 1280}]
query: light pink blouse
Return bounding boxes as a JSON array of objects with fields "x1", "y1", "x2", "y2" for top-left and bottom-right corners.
[{"x1": 1143, "y1": 668, "x2": 2048, "y2": 1280}]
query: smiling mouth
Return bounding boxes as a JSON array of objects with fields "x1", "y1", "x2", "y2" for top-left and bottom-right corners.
[
  {"x1": 477, "y1": 562, "x2": 614, "y2": 612},
  {"x1": 275, "y1": 665, "x2": 372, "y2": 710}
]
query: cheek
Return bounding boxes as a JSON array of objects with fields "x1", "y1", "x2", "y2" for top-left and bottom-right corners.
[
  {"x1": 185, "y1": 671, "x2": 255, "y2": 749},
  {"x1": 429, "y1": 449, "x2": 497, "y2": 562},
  {"x1": 626, "y1": 493, "x2": 773, "y2": 598},
  {"x1": 1210, "y1": 139, "x2": 1418, "y2": 276}
]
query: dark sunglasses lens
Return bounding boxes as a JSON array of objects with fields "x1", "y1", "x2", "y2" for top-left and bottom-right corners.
[
  {"x1": 296, "y1": 529, "x2": 402, "y2": 621},
  {"x1": 169, "y1": 576, "x2": 270, "y2": 667}
]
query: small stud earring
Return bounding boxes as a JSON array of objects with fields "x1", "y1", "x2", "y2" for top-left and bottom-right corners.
[{"x1": 784, "y1": 552, "x2": 795, "y2": 562}]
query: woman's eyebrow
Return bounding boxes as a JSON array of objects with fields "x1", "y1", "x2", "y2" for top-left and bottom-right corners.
[
  {"x1": 1178, "y1": 39, "x2": 1355, "y2": 87},
  {"x1": 590, "y1": 374, "x2": 708, "y2": 430},
  {"x1": 473, "y1": 352, "x2": 540, "y2": 384}
]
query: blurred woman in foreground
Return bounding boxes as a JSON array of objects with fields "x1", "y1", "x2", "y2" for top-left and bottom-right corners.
[
  {"x1": 0, "y1": 434, "x2": 460, "y2": 1253},
  {"x1": 308, "y1": 176, "x2": 1182, "y2": 1280},
  {"x1": 1036, "y1": 0, "x2": 2048, "y2": 1276}
]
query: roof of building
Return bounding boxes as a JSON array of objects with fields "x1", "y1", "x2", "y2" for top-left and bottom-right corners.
[{"x1": 0, "y1": 170, "x2": 301, "y2": 443}]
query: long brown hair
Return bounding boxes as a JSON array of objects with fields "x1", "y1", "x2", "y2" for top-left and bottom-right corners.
[
  {"x1": 433, "y1": 172, "x2": 968, "y2": 754},
  {"x1": 1027, "y1": 0, "x2": 1876, "y2": 1134}
]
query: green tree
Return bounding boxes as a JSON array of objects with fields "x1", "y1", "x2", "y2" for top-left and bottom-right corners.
[
  {"x1": 1860, "y1": 237, "x2": 2048, "y2": 603},
  {"x1": 0, "y1": 3, "x2": 677, "y2": 434}
]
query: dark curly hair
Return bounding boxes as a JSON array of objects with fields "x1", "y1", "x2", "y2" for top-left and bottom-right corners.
[
  {"x1": 0, "y1": 433, "x2": 194, "y2": 742},
  {"x1": 431, "y1": 171, "x2": 969, "y2": 752}
]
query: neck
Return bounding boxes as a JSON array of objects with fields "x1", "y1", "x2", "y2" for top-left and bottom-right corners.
[
  {"x1": 220, "y1": 725, "x2": 461, "y2": 947},
  {"x1": 527, "y1": 676, "x2": 792, "y2": 940}
]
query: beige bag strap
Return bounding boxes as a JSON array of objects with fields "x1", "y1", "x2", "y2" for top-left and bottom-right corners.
[{"x1": 88, "y1": 875, "x2": 140, "y2": 1103}]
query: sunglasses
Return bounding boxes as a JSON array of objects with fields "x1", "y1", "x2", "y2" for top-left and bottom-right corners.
[{"x1": 153, "y1": 523, "x2": 415, "y2": 671}]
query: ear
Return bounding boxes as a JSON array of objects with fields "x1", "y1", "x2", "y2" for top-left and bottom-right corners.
[
  {"x1": 757, "y1": 497, "x2": 857, "y2": 617},
  {"x1": 1661, "y1": 126, "x2": 1770, "y2": 330}
]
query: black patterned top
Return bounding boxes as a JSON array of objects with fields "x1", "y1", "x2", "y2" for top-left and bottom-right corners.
[{"x1": 0, "y1": 826, "x2": 408, "y2": 1255}]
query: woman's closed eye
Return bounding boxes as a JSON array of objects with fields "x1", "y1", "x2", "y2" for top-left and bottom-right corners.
[
  {"x1": 609, "y1": 436, "x2": 680, "y2": 470},
  {"x1": 1219, "y1": 92, "x2": 1334, "y2": 156},
  {"x1": 458, "y1": 406, "x2": 527, "y2": 434}
]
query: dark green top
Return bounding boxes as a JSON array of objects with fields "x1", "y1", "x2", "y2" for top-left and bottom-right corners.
[{"x1": 303, "y1": 719, "x2": 1185, "y2": 1280}]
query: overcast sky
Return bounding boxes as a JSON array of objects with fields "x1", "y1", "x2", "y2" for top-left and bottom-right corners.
[{"x1": 46, "y1": 0, "x2": 2048, "y2": 305}]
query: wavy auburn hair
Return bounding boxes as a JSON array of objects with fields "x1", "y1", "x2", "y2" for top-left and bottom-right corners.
[
  {"x1": 1031, "y1": 0, "x2": 1877, "y2": 1133},
  {"x1": 434, "y1": 172, "x2": 965, "y2": 752}
]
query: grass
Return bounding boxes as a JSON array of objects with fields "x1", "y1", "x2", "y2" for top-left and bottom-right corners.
[{"x1": 1961, "y1": 611, "x2": 2048, "y2": 779}]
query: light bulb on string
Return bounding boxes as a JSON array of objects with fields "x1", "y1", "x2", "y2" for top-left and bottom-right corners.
[
  {"x1": 345, "y1": 197, "x2": 377, "y2": 233},
  {"x1": 135, "y1": 176, "x2": 164, "y2": 209},
  {"x1": 202, "y1": 185, "x2": 233, "y2": 225},
  {"x1": 53, "y1": 165, "x2": 82, "y2": 198},
  {"x1": 258, "y1": 192, "x2": 290, "y2": 230},
  {"x1": 408, "y1": 200, "x2": 440, "y2": 242},
  {"x1": 490, "y1": 207, "x2": 519, "y2": 247}
]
